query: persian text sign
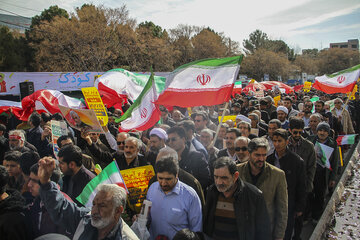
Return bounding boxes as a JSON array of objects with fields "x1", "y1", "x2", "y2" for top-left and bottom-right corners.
[
  {"x1": 120, "y1": 165, "x2": 155, "y2": 213},
  {"x1": 50, "y1": 120, "x2": 68, "y2": 159},
  {"x1": 81, "y1": 87, "x2": 108, "y2": 126},
  {"x1": 0, "y1": 72, "x2": 103, "y2": 96}
]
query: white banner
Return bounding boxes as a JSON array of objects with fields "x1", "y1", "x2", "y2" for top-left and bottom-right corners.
[{"x1": 0, "y1": 72, "x2": 103, "y2": 96}]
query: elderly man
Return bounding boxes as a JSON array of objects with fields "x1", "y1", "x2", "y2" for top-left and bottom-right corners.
[
  {"x1": 237, "y1": 121, "x2": 257, "y2": 139},
  {"x1": 146, "y1": 128, "x2": 168, "y2": 166},
  {"x1": 234, "y1": 136, "x2": 250, "y2": 163},
  {"x1": 276, "y1": 106, "x2": 289, "y2": 129},
  {"x1": 248, "y1": 112, "x2": 266, "y2": 137},
  {"x1": 147, "y1": 156, "x2": 202, "y2": 239},
  {"x1": 199, "y1": 128, "x2": 219, "y2": 175},
  {"x1": 203, "y1": 157, "x2": 271, "y2": 239},
  {"x1": 36, "y1": 156, "x2": 138, "y2": 239},
  {"x1": 304, "y1": 113, "x2": 322, "y2": 137},
  {"x1": 87, "y1": 136, "x2": 148, "y2": 170},
  {"x1": 237, "y1": 138, "x2": 288, "y2": 240},
  {"x1": 8, "y1": 129, "x2": 37, "y2": 152}
]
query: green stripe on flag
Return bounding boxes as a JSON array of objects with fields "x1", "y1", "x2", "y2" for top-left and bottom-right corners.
[
  {"x1": 174, "y1": 55, "x2": 243, "y2": 71},
  {"x1": 117, "y1": 72, "x2": 154, "y2": 122},
  {"x1": 76, "y1": 161, "x2": 119, "y2": 205},
  {"x1": 328, "y1": 64, "x2": 360, "y2": 78}
]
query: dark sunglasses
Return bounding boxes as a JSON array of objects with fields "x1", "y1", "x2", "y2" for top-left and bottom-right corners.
[
  {"x1": 292, "y1": 130, "x2": 303, "y2": 135},
  {"x1": 117, "y1": 141, "x2": 125, "y2": 145},
  {"x1": 235, "y1": 146, "x2": 248, "y2": 152}
]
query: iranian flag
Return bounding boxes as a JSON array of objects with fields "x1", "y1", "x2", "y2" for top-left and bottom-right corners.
[
  {"x1": 232, "y1": 81, "x2": 242, "y2": 96},
  {"x1": 76, "y1": 161, "x2": 127, "y2": 208},
  {"x1": 336, "y1": 134, "x2": 357, "y2": 145},
  {"x1": 0, "y1": 100, "x2": 23, "y2": 119},
  {"x1": 314, "y1": 142, "x2": 334, "y2": 170},
  {"x1": 117, "y1": 72, "x2": 160, "y2": 131},
  {"x1": 313, "y1": 64, "x2": 360, "y2": 94},
  {"x1": 19, "y1": 89, "x2": 85, "y2": 120},
  {"x1": 94, "y1": 68, "x2": 166, "y2": 107},
  {"x1": 156, "y1": 56, "x2": 243, "y2": 107}
]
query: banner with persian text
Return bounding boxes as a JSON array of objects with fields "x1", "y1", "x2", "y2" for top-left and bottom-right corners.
[{"x1": 0, "y1": 72, "x2": 103, "y2": 95}]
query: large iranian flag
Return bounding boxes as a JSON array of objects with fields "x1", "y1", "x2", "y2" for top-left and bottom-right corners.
[
  {"x1": 94, "y1": 69, "x2": 166, "y2": 107},
  {"x1": 76, "y1": 161, "x2": 127, "y2": 208},
  {"x1": 156, "y1": 56, "x2": 243, "y2": 107},
  {"x1": 313, "y1": 64, "x2": 360, "y2": 94},
  {"x1": 117, "y1": 72, "x2": 160, "y2": 131}
]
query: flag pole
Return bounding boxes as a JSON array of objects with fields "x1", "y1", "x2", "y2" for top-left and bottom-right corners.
[
  {"x1": 210, "y1": 101, "x2": 229, "y2": 148},
  {"x1": 339, "y1": 146, "x2": 343, "y2": 167}
]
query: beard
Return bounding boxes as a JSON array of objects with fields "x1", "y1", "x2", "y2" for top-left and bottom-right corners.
[
  {"x1": 91, "y1": 209, "x2": 115, "y2": 229},
  {"x1": 215, "y1": 182, "x2": 234, "y2": 193},
  {"x1": 124, "y1": 152, "x2": 137, "y2": 159}
]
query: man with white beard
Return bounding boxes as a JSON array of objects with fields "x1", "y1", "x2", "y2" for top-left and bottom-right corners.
[{"x1": 37, "y1": 156, "x2": 139, "y2": 240}]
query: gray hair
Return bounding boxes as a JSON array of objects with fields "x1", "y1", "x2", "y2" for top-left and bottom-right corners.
[
  {"x1": 238, "y1": 121, "x2": 251, "y2": 131},
  {"x1": 125, "y1": 136, "x2": 141, "y2": 150},
  {"x1": 200, "y1": 128, "x2": 214, "y2": 139},
  {"x1": 248, "y1": 113, "x2": 259, "y2": 122},
  {"x1": 158, "y1": 146, "x2": 178, "y2": 162},
  {"x1": 9, "y1": 129, "x2": 26, "y2": 142},
  {"x1": 248, "y1": 138, "x2": 269, "y2": 153},
  {"x1": 96, "y1": 184, "x2": 127, "y2": 209},
  {"x1": 310, "y1": 113, "x2": 322, "y2": 122},
  {"x1": 234, "y1": 136, "x2": 250, "y2": 145},
  {"x1": 334, "y1": 98, "x2": 343, "y2": 104},
  {"x1": 269, "y1": 119, "x2": 281, "y2": 128}
]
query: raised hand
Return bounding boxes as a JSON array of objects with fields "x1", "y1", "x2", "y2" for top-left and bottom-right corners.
[{"x1": 38, "y1": 157, "x2": 56, "y2": 184}]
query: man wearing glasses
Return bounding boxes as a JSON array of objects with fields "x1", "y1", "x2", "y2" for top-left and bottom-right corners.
[
  {"x1": 288, "y1": 117, "x2": 316, "y2": 240},
  {"x1": 234, "y1": 136, "x2": 250, "y2": 163}
]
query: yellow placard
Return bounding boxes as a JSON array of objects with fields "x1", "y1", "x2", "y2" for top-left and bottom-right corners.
[
  {"x1": 274, "y1": 95, "x2": 281, "y2": 107},
  {"x1": 350, "y1": 84, "x2": 358, "y2": 100},
  {"x1": 303, "y1": 81, "x2": 312, "y2": 92},
  {"x1": 81, "y1": 87, "x2": 108, "y2": 126},
  {"x1": 218, "y1": 115, "x2": 237, "y2": 123},
  {"x1": 121, "y1": 165, "x2": 155, "y2": 213}
]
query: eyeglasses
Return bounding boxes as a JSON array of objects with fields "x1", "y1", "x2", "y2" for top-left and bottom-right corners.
[
  {"x1": 235, "y1": 146, "x2": 248, "y2": 152},
  {"x1": 305, "y1": 105, "x2": 312, "y2": 108},
  {"x1": 334, "y1": 102, "x2": 341, "y2": 104},
  {"x1": 117, "y1": 141, "x2": 125, "y2": 145},
  {"x1": 292, "y1": 130, "x2": 303, "y2": 135},
  {"x1": 195, "y1": 120, "x2": 202, "y2": 122}
]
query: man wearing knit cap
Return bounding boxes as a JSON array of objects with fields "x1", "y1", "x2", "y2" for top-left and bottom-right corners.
[
  {"x1": 146, "y1": 128, "x2": 168, "y2": 166},
  {"x1": 276, "y1": 106, "x2": 289, "y2": 129},
  {"x1": 307, "y1": 122, "x2": 338, "y2": 222}
]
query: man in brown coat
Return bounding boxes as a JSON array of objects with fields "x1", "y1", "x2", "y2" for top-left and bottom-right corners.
[{"x1": 237, "y1": 138, "x2": 288, "y2": 240}]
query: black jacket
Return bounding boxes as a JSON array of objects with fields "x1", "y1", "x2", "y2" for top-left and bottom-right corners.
[
  {"x1": 180, "y1": 145, "x2": 210, "y2": 190},
  {"x1": 267, "y1": 149, "x2": 306, "y2": 212},
  {"x1": 0, "y1": 190, "x2": 33, "y2": 240},
  {"x1": 203, "y1": 178, "x2": 271, "y2": 239}
]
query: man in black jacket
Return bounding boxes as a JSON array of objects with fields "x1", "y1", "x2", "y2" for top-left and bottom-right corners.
[
  {"x1": 203, "y1": 157, "x2": 271, "y2": 239},
  {"x1": 267, "y1": 129, "x2": 306, "y2": 240},
  {"x1": 167, "y1": 126, "x2": 210, "y2": 190}
]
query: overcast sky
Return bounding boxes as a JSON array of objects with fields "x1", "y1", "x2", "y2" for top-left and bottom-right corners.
[{"x1": 1, "y1": 0, "x2": 359, "y2": 52}]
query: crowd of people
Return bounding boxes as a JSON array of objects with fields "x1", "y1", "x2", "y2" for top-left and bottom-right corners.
[{"x1": 0, "y1": 87, "x2": 359, "y2": 240}]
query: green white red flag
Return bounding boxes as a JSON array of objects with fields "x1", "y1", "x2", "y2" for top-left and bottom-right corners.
[
  {"x1": 336, "y1": 134, "x2": 357, "y2": 145},
  {"x1": 156, "y1": 56, "x2": 243, "y2": 107},
  {"x1": 117, "y1": 72, "x2": 161, "y2": 131},
  {"x1": 76, "y1": 161, "x2": 127, "y2": 208},
  {"x1": 314, "y1": 142, "x2": 334, "y2": 170},
  {"x1": 313, "y1": 64, "x2": 360, "y2": 94}
]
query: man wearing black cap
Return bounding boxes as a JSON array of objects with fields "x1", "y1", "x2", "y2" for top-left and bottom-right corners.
[{"x1": 307, "y1": 122, "x2": 338, "y2": 222}]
